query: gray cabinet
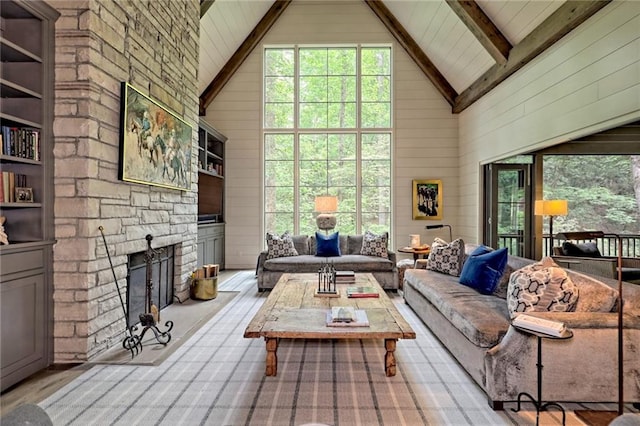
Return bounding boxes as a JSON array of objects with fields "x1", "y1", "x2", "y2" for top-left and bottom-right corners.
[
  {"x1": 0, "y1": 0, "x2": 58, "y2": 391},
  {"x1": 197, "y1": 223, "x2": 225, "y2": 269}
]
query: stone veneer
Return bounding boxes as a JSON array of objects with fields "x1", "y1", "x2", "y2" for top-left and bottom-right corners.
[{"x1": 51, "y1": 0, "x2": 200, "y2": 362}]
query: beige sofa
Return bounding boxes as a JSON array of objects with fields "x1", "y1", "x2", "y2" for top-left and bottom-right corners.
[{"x1": 403, "y1": 249, "x2": 640, "y2": 409}]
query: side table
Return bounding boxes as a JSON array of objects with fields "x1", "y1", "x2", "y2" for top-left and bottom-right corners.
[
  {"x1": 397, "y1": 246, "x2": 431, "y2": 261},
  {"x1": 511, "y1": 325, "x2": 574, "y2": 426}
]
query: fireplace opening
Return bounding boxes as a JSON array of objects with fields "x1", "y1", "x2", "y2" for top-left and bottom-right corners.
[{"x1": 127, "y1": 245, "x2": 174, "y2": 327}]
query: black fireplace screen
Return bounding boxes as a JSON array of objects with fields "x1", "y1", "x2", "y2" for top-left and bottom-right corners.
[{"x1": 127, "y1": 245, "x2": 174, "y2": 327}]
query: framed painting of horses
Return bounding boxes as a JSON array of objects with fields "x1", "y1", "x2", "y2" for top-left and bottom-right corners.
[
  {"x1": 412, "y1": 179, "x2": 442, "y2": 220},
  {"x1": 119, "y1": 82, "x2": 193, "y2": 191}
]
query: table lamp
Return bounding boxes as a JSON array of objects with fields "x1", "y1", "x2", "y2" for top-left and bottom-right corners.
[
  {"x1": 534, "y1": 199, "x2": 568, "y2": 256},
  {"x1": 315, "y1": 196, "x2": 338, "y2": 234}
]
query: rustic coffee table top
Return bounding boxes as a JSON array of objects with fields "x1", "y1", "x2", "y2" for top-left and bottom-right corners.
[{"x1": 244, "y1": 272, "x2": 415, "y2": 340}]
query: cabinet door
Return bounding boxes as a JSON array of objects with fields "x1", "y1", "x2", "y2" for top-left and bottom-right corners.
[
  {"x1": 1, "y1": 272, "x2": 46, "y2": 389},
  {"x1": 196, "y1": 238, "x2": 205, "y2": 267},
  {"x1": 213, "y1": 235, "x2": 224, "y2": 267}
]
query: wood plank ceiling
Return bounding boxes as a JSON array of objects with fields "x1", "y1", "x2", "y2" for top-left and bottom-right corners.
[{"x1": 198, "y1": 0, "x2": 611, "y2": 116}]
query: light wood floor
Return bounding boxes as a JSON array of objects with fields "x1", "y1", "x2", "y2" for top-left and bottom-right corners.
[{"x1": 0, "y1": 269, "x2": 240, "y2": 416}]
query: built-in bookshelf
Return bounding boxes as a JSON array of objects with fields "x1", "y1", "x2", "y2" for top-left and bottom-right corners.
[{"x1": 0, "y1": 0, "x2": 59, "y2": 391}]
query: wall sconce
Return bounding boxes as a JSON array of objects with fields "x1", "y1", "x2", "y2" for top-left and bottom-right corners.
[
  {"x1": 425, "y1": 224, "x2": 452, "y2": 242},
  {"x1": 315, "y1": 196, "x2": 338, "y2": 234},
  {"x1": 534, "y1": 199, "x2": 568, "y2": 255}
]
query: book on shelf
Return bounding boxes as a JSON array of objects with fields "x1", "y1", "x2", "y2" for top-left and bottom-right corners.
[
  {"x1": 346, "y1": 286, "x2": 379, "y2": 298},
  {"x1": 326, "y1": 307, "x2": 369, "y2": 327},
  {"x1": 1, "y1": 126, "x2": 40, "y2": 160},
  {"x1": 512, "y1": 314, "x2": 567, "y2": 337}
]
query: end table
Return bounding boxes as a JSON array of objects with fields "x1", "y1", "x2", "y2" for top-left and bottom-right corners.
[{"x1": 511, "y1": 325, "x2": 574, "y2": 426}]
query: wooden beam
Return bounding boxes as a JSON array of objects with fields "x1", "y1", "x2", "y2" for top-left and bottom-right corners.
[
  {"x1": 365, "y1": 0, "x2": 457, "y2": 106},
  {"x1": 199, "y1": 0, "x2": 292, "y2": 115},
  {"x1": 445, "y1": 0, "x2": 511, "y2": 65},
  {"x1": 200, "y1": 0, "x2": 215, "y2": 19},
  {"x1": 453, "y1": 0, "x2": 612, "y2": 114}
]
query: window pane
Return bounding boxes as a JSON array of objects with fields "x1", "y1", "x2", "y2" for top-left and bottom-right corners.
[
  {"x1": 335, "y1": 187, "x2": 356, "y2": 212},
  {"x1": 299, "y1": 213, "x2": 318, "y2": 236},
  {"x1": 361, "y1": 102, "x2": 390, "y2": 128},
  {"x1": 265, "y1": 103, "x2": 294, "y2": 128},
  {"x1": 335, "y1": 213, "x2": 356, "y2": 234},
  {"x1": 299, "y1": 103, "x2": 328, "y2": 128},
  {"x1": 265, "y1": 77, "x2": 294, "y2": 102},
  {"x1": 328, "y1": 160, "x2": 356, "y2": 186},
  {"x1": 300, "y1": 160, "x2": 328, "y2": 187},
  {"x1": 300, "y1": 76, "x2": 327, "y2": 102},
  {"x1": 265, "y1": 213, "x2": 294, "y2": 235},
  {"x1": 300, "y1": 48, "x2": 327, "y2": 75},
  {"x1": 265, "y1": 48, "x2": 294, "y2": 76},
  {"x1": 264, "y1": 186, "x2": 294, "y2": 212},
  {"x1": 362, "y1": 186, "x2": 391, "y2": 212},
  {"x1": 265, "y1": 134, "x2": 294, "y2": 160},
  {"x1": 265, "y1": 160, "x2": 294, "y2": 186},
  {"x1": 362, "y1": 213, "x2": 390, "y2": 234},
  {"x1": 362, "y1": 133, "x2": 390, "y2": 159},
  {"x1": 361, "y1": 76, "x2": 390, "y2": 102},
  {"x1": 328, "y1": 76, "x2": 356, "y2": 102},
  {"x1": 300, "y1": 186, "x2": 326, "y2": 211},
  {"x1": 362, "y1": 159, "x2": 390, "y2": 186},
  {"x1": 328, "y1": 48, "x2": 356, "y2": 75},
  {"x1": 327, "y1": 134, "x2": 356, "y2": 160},
  {"x1": 361, "y1": 47, "x2": 391, "y2": 75},
  {"x1": 300, "y1": 134, "x2": 328, "y2": 160},
  {"x1": 328, "y1": 103, "x2": 356, "y2": 128}
]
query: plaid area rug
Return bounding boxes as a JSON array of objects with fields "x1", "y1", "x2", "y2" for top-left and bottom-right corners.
[{"x1": 38, "y1": 270, "x2": 629, "y2": 425}]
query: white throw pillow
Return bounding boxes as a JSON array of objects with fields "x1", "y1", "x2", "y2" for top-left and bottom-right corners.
[
  {"x1": 360, "y1": 231, "x2": 389, "y2": 258},
  {"x1": 426, "y1": 238, "x2": 465, "y2": 277},
  {"x1": 266, "y1": 231, "x2": 299, "y2": 259}
]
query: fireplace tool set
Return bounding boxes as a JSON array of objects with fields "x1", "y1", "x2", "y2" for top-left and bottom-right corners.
[{"x1": 99, "y1": 227, "x2": 173, "y2": 358}]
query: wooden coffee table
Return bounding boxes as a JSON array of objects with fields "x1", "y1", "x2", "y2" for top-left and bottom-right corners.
[{"x1": 244, "y1": 273, "x2": 415, "y2": 377}]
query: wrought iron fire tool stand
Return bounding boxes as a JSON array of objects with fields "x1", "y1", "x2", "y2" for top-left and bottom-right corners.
[{"x1": 131, "y1": 234, "x2": 173, "y2": 352}]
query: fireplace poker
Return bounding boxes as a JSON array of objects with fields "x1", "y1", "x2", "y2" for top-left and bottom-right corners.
[{"x1": 98, "y1": 225, "x2": 142, "y2": 357}]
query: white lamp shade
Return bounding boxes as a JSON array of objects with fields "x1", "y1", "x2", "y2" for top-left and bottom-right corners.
[
  {"x1": 534, "y1": 199, "x2": 568, "y2": 216},
  {"x1": 315, "y1": 196, "x2": 338, "y2": 213}
]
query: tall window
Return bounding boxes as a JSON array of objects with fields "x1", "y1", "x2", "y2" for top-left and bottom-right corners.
[{"x1": 264, "y1": 45, "x2": 392, "y2": 236}]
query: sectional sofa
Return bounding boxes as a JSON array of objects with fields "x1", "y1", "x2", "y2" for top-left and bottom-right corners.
[{"x1": 403, "y1": 245, "x2": 640, "y2": 409}]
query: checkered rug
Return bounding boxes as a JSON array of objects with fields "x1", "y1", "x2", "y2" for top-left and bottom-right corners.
[{"x1": 38, "y1": 271, "x2": 629, "y2": 425}]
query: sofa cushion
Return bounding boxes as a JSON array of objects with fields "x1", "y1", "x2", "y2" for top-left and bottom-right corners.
[
  {"x1": 567, "y1": 270, "x2": 619, "y2": 312},
  {"x1": 266, "y1": 231, "x2": 298, "y2": 259},
  {"x1": 427, "y1": 238, "x2": 465, "y2": 277},
  {"x1": 507, "y1": 257, "x2": 579, "y2": 318},
  {"x1": 404, "y1": 269, "x2": 511, "y2": 348},
  {"x1": 360, "y1": 231, "x2": 389, "y2": 259},
  {"x1": 562, "y1": 241, "x2": 602, "y2": 258},
  {"x1": 291, "y1": 235, "x2": 310, "y2": 255},
  {"x1": 459, "y1": 246, "x2": 508, "y2": 294},
  {"x1": 264, "y1": 254, "x2": 394, "y2": 273},
  {"x1": 347, "y1": 235, "x2": 364, "y2": 255},
  {"x1": 316, "y1": 231, "x2": 341, "y2": 257}
]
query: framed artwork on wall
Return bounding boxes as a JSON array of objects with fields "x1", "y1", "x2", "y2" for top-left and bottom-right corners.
[
  {"x1": 119, "y1": 82, "x2": 193, "y2": 191},
  {"x1": 412, "y1": 179, "x2": 442, "y2": 220}
]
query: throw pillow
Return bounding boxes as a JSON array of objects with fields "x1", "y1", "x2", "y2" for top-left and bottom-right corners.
[
  {"x1": 426, "y1": 238, "x2": 465, "y2": 277},
  {"x1": 266, "y1": 231, "x2": 299, "y2": 260},
  {"x1": 360, "y1": 231, "x2": 389, "y2": 258},
  {"x1": 507, "y1": 257, "x2": 579, "y2": 318},
  {"x1": 561, "y1": 241, "x2": 602, "y2": 258},
  {"x1": 316, "y1": 231, "x2": 341, "y2": 257},
  {"x1": 459, "y1": 246, "x2": 509, "y2": 294}
]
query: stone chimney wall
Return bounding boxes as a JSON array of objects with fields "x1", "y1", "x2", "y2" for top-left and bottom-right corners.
[{"x1": 51, "y1": 0, "x2": 200, "y2": 362}]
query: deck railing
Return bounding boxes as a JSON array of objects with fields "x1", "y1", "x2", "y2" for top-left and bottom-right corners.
[{"x1": 498, "y1": 233, "x2": 640, "y2": 258}]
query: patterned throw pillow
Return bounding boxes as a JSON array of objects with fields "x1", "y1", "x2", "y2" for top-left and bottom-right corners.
[
  {"x1": 360, "y1": 231, "x2": 389, "y2": 258},
  {"x1": 426, "y1": 238, "x2": 465, "y2": 277},
  {"x1": 266, "y1": 231, "x2": 299, "y2": 259},
  {"x1": 507, "y1": 257, "x2": 579, "y2": 318}
]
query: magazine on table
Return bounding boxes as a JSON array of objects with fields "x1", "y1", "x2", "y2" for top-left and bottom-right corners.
[
  {"x1": 346, "y1": 286, "x2": 379, "y2": 298},
  {"x1": 326, "y1": 306, "x2": 369, "y2": 327}
]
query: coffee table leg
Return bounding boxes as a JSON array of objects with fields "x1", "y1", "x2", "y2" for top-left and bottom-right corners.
[
  {"x1": 385, "y1": 339, "x2": 397, "y2": 377},
  {"x1": 265, "y1": 338, "x2": 278, "y2": 376}
]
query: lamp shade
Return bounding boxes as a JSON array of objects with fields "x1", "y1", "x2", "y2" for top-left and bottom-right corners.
[
  {"x1": 314, "y1": 196, "x2": 337, "y2": 213},
  {"x1": 534, "y1": 199, "x2": 568, "y2": 216}
]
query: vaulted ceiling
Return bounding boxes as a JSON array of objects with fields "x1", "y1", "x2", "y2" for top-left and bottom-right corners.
[{"x1": 198, "y1": 0, "x2": 611, "y2": 116}]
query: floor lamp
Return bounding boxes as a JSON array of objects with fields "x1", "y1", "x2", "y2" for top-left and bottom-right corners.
[
  {"x1": 534, "y1": 200, "x2": 568, "y2": 256},
  {"x1": 556, "y1": 231, "x2": 624, "y2": 425},
  {"x1": 425, "y1": 224, "x2": 452, "y2": 242}
]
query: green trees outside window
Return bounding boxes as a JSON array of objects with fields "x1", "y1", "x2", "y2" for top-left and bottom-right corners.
[{"x1": 264, "y1": 46, "x2": 392, "y2": 237}]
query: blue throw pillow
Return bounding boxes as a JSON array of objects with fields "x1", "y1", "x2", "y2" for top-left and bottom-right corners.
[
  {"x1": 316, "y1": 231, "x2": 341, "y2": 257},
  {"x1": 459, "y1": 246, "x2": 508, "y2": 294}
]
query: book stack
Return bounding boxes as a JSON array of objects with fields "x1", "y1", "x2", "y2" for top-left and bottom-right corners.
[
  {"x1": 346, "y1": 286, "x2": 379, "y2": 298},
  {"x1": 335, "y1": 270, "x2": 355, "y2": 285},
  {"x1": 512, "y1": 314, "x2": 567, "y2": 337},
  {"x1": 326, "y1": 306, "x2": 369, "y2": 327},
  {"x1": 1, "y1": 126, "x2": 41, "y2": 160}
]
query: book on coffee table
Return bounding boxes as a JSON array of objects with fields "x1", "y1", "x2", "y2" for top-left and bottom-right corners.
[
  {"x1": 326, "y1": 307, "x2": 369, "y2": 327},
  {"x1": 346, "y1": 286, "x2": 379, "y2": 298}
]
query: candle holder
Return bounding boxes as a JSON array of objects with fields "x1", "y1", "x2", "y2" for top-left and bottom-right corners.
[{"x1": 315, "y1": 261, "x2": 340, "y2": 297}]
